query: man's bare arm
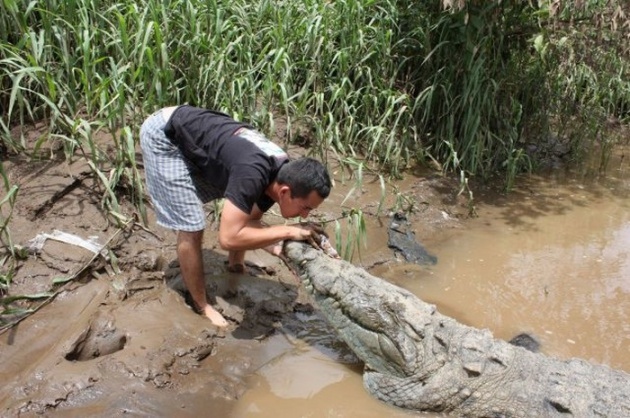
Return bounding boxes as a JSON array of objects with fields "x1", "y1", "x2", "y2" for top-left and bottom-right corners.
[{"x1": 218, "y1": 200, "x2": 314, "y2": 251}]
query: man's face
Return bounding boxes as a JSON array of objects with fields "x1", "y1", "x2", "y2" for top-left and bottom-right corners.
[{"x1": 279, "y1": 188, "x2": 325, "y2": 219}]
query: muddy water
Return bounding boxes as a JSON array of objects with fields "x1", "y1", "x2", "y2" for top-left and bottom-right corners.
[
  {"x1": 233, "y1": 168, "x2": 629, "y2": 416},
  {"x1": 230, "y1": 315, "x2": 418, "y2": 418},
  {"x1": 391, "y1": 175, "x2": 630, "y2": 372}
]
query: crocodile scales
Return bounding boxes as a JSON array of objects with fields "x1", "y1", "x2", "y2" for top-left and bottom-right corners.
[{"x1": 284, "y1": 241, "x2": 630, "y2": 417}]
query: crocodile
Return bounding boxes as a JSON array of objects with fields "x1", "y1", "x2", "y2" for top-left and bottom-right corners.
[{"x1": 283, "y1": 241, "x2": 630, "y2": 417}]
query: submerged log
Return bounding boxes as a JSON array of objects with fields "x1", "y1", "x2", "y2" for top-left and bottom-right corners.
[{"x1": 283, "y1": 241, "x2": 630, "y2": 417}]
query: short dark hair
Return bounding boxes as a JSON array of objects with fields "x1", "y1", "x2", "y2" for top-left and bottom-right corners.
[{"x1": 277, "y1": 157, "x2": 331, "y2": 199}]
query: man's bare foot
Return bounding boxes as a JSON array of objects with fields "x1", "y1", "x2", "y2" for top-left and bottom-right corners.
[{"x1": 202, "y1": 304, "x2": 229, "y2": 327}]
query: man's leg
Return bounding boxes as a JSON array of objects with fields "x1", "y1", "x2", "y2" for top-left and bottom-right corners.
[
  {"x1": 225, "y1": 250, "x2": 247, "y2": 296},
  {"x1": 227, "y1": 250, "x2": 246, "y2": 271},
  {"x1": 140, "y1": 110, "x2": 227, "y2": 327},
  {"x1": 177, "y1": 230, "x2": 228, "y2": 327}
]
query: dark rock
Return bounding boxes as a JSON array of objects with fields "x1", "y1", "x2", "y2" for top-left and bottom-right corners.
[
  {"x1": 387, "y1": 213, "x2": 437, "y2": 265},
  {"x1": 508, "y1": 333, "x2": 540, "y2": 353}
]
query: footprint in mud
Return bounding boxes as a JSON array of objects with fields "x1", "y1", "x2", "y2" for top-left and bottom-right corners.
[{"x1": 65, "y1": 312, "x2": 128, "y2": 361}]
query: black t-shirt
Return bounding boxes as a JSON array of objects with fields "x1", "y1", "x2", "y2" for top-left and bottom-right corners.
[{"x1": 163, "y1": 105, "x2": 288, "y2": 214}]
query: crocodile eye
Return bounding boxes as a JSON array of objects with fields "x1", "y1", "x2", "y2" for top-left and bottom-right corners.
[{"x1": 359, "y1": 306, "x2": 391, "y2": 329}]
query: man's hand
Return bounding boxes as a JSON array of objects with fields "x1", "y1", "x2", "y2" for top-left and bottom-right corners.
[
  {"x1": 289, "y1": 222, "x2": 340, "y2": 258},
  {"x1": 286, "y1": 222, "x2": 324, "y2": 251},
  {"x1": 297, "y1": 221, "x2": 328, "y2": 238}
]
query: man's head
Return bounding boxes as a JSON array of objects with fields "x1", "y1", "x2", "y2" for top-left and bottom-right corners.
[{"x1": 276, "y1": 157, "x2": 332, "y2": 219}]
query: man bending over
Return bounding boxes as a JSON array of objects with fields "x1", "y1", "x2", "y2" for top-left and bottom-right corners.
[{"x1": 140, "y1": 105, "x2": 332, "y2": 327}]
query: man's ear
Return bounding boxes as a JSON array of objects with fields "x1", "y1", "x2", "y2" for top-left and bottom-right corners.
[{"x1": 279, "y1": 184, "x2": 291, "y2": 198}]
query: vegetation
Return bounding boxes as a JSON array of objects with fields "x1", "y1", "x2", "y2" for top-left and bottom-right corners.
[
  {"x1": 0, "y1": 162, "x2": 19, "y2": 297},
  {"x1": 0, "y1": 0, "x2": 628, "y2": 316},
  {"x1": 2, "y1": 1, "x2": 625, "y2": 172}
]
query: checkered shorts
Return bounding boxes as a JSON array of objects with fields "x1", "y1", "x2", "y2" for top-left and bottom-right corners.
[{"x1": 140, "y1": 109, "x2": 222, "y2": 231}]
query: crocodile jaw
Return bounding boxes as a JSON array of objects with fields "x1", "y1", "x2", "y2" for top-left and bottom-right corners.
[{"x1": 284, "y1": 242, "x2": 435, "y2": 378}]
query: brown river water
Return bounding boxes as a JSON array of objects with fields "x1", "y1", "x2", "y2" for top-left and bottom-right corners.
[{"x1": 230, "y1": 162, "x2": 630, "y2": 417}]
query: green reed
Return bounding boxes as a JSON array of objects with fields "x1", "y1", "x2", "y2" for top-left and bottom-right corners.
[
  {"x1": 0, "y1": 0, "x2": 627, "y2": 218},
  {"x1": 0, "y1": 164, "x2": 17, "y2": 241},
  {"x1": 0, "y1": 162, "x2": 20, "y2": 296},
  {"x1": 0, "y1": 0, "x2": 410, "y2": 234}
]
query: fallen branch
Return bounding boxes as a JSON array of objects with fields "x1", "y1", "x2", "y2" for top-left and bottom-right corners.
[{"x1": 0, "y1": 218, "x2": 134, "y2": 334}]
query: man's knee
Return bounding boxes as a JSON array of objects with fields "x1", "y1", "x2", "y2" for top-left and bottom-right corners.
[{"x1": 177, "y1": 230, "x2": 204, "y2": 247}]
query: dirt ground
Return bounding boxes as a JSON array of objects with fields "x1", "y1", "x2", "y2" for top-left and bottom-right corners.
[{"x1": 0, "y1": 144, "x2": 471, "y2": 416}]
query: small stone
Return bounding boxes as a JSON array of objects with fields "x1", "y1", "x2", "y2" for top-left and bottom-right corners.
[{"x1": 135, "y1": 250, "x2": 164, "y2": 271}]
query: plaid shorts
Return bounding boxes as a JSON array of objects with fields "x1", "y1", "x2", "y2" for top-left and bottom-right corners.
[{"x1": 140, "y1": 109, "x2": 222, "y2": 231}]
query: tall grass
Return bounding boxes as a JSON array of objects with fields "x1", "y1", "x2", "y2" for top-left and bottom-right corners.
[
  {"x1": 2, "y1": 0, "x2": 627, "y2": 181},
  {"x1": 546, "y1": 8, "x2": 630, "y2": 173},
  {"x1": 1, "y1": 0, "x2": 417, "y2": 177},
  {"x1": 0, "y1": 0, "x2": 627, "y2": 210},
  {"x1": 0, "y1": 161, "x2": 20, "y2": 297}
]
